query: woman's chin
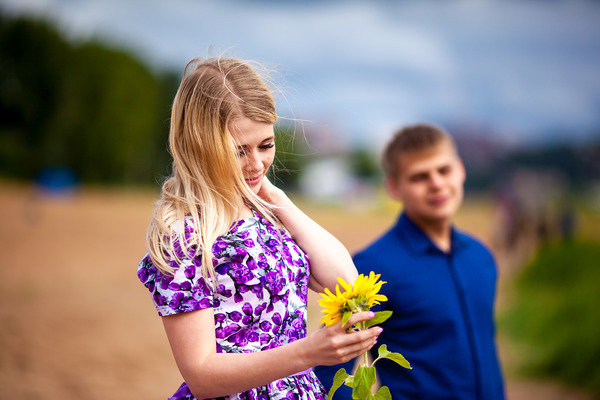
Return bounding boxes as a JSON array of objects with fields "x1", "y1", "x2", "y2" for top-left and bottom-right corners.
[
  {"x1": 244, "y1": 182, "x2": 261, "y2": 195},
  {"x1": 244, "y1": 176, "x2": 263, "y2": 194}
]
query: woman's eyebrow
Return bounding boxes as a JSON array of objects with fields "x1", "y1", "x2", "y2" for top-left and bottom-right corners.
[
  {"x1": 260, "y1": 136, "x2": 275, "y2": 144},
  {"x1": 237, "y1": 136, "x2": 275, "y2": 149}
]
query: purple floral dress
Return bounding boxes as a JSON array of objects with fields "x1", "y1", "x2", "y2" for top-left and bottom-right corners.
[{"x1": 137, "y1": 211, "x2": 326, "y2": 400}]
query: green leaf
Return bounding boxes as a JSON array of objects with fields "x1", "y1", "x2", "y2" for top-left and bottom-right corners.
[
  {"x1": 343, "y1": 375, "x2": 354, "y2": 387},
  {"x1": 342, "y1": 310, "x2": 353, "y2": 327},
  {"x1": 373, "y1": 344, "x2": 412, "y2": 369},
  {"x1": 371, "y1": 344, "x2": 412, "y2": 369},
  {"x1": 386, "y1": 352, "x2": 412, "y2": 369},
  {"x1": 328, "y1": 368, "x2": 349, "y2": 400},
  {"x1": 365, "y1": 311, "x2": 393, "y2": 328},
  {"x1": 377, "y1": 344, "x2": 391, "y2": 358},
  {"x1": 352, "y1": 365, "x2": 376, "y2": 399},
  {"x1": 374, "y1": 386, "x2": 392, "y2": 400},
  {"x1": 347, "y1": 298, "x2": 358, "y2": 310}
]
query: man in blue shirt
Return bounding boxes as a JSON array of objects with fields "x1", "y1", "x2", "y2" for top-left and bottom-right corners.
[{"x1": 315, "y1": 124, "x2": 505, "y2": 399}]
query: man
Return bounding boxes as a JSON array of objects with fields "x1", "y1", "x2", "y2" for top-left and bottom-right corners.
[{"x1": 315, "y1": 124, "x2": 505, "y2": 399}]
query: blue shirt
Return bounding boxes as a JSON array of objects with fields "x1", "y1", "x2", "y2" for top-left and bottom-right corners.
[{"x1": 315, "y1": 213, "x2": 505, "y2": 400}]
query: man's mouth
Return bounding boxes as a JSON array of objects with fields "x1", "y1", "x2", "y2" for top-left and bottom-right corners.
[{"x1": 429, "y1": 196, "x2": 448, "y2": 207}]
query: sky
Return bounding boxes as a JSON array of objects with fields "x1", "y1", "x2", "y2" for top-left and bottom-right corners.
[{"x1": 2, "y1": 0, "x2": 600, "y2": 147}]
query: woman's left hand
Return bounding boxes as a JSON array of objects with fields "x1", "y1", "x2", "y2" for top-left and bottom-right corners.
[
  {"x1": 257, "y1": 176, "x2": 287, "y2": 206},
  {"x1": 257, "y1": 176, "x2": 357, "y2": 292}
]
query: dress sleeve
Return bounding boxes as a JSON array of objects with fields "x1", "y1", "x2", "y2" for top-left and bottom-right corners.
[{"x1": 137, "y1": 220, "x2": 214, "y2": 317}]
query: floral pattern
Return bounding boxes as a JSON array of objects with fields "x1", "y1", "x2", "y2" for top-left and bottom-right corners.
[{"x1": 138, "y1": 211, "x2": 326, "y2": 400}]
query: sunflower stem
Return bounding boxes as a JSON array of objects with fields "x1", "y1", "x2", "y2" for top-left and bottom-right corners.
[{"x1": 358, "y1": 318, "x2": 369, "y2": 366}]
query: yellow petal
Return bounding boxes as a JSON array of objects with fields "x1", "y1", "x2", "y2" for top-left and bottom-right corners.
[{"x1": 338, "y1": 277, "x2": 353, "y2": 293}]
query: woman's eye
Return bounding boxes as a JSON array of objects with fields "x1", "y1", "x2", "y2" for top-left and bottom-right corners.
[
  {"x1": 260, "y1": 142, "x2": 275, "y2": 150},
  {"x1": 237, "y1": 148, "x2": 246, "y2": 157}
]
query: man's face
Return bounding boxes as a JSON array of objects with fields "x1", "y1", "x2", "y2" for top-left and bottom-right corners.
[{"x1": 387, "y1": 141, "x2": 465, "y2": 226}]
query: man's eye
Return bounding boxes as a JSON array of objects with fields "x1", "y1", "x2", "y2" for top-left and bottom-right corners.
[{"x1": 409, "y1": 174, "x2": 427, "y2": 182}]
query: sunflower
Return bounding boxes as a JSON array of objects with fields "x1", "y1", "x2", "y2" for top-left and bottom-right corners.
[{"x1": 318, "y1": 271, "x2": 388, "y2": 327}]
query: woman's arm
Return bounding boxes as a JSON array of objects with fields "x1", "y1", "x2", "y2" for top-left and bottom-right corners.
[
  {"x1": 258, "y1": 178, "x2": 358, "y2": 292},
  {"x1": 163, "y1": 308, "x2": 380, "y2": 399}
]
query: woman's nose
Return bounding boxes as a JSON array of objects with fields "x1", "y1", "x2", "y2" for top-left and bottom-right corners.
[{"x1": 247, "y1": 151, "x2": 263, "y2": 171}]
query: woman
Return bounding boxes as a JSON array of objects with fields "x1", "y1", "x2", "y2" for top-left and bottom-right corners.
[{"x1": 137, "y1": 57, "x2": 381, "y2": 400}]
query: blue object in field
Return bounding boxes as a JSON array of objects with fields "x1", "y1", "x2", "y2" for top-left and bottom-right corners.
[{"x1": 35, "y1": 167, "x2": 78, "y2": 194}]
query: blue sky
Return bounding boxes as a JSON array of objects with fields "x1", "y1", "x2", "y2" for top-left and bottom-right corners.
[{"x1": 2, "y1": 0, "x2": 600, "y2": 147}]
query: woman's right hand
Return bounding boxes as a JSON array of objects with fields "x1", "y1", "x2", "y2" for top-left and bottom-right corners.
[{"x1": 303, "y1": 311, "x2": 382, "y2": 366}]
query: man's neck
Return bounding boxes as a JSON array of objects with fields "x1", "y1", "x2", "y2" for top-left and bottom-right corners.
[{"x1": 407, "y1": 213, "x2": 453, "y2": 253}]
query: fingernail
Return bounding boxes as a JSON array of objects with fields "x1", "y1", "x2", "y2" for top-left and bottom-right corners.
[
  {"x1": 369, "y1": 311, "x2": 375, "y2": 318},
  {"x1": 376, "y1": 327, "x2": 383, "y2": 334}
]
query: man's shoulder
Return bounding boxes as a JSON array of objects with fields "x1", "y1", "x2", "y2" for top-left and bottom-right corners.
[
  {"x1": 353, "y1": 224, "x2": 412, "y2": 268},
  {"x1": 454, "y1": 227, "x2": 495, "y2": 259}
]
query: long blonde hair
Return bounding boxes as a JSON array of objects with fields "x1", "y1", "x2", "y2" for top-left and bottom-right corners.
[{"x1": 147, "y1": 57, "x2": 278, "y2": 279}]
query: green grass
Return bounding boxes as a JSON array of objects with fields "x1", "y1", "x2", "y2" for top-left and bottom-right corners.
[{"x1": 502, "y1": 240, "x2": 600, "y2": 395}]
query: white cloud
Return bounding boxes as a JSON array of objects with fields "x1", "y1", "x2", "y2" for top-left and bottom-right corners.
[{"x1": 3, "y1": 0, "x2": 600, "y2": 143}]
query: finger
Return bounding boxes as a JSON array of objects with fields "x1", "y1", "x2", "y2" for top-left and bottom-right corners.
[
  {"x1": 343, "y1": 311, "x2": 375, "y2": 330},
  {"x1": 337, "y1": 326, "x2": 382, "y2": 348},
  {"x1": 355, "y1": 326, "x2": 383, "y2": 343},
  {"x1": 339, "y1": 336, "x2": 378, "y2": 357},
  {"x1": 342, "y1": 338, "x2": 379, "y2": 362}
]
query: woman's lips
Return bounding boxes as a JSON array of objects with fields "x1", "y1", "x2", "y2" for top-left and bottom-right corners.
[{"x1": 245, "y1": 175, "x2": 262, "y2": 186}]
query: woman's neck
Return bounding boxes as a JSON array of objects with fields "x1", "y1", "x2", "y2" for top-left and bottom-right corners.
[{"x1": 237, "y1": 202, "x2": 254, "y2": 220}]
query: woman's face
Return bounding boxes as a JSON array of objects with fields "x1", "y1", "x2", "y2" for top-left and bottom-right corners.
[{"x1": 229, "y1": 117, "x2": 276, "y2": 194}]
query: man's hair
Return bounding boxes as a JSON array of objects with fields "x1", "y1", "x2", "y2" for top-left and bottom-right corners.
[{"x1": 382, "y1": 123, "x2": 457, "y2": 179}]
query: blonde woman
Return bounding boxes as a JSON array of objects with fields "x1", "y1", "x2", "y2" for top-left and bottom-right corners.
[{"x1": 137, "y1": 57, "x2": 381, "y2": 400}]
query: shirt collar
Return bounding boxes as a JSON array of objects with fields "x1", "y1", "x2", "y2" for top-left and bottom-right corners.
[{"x1": 393, "y1": 212, "x2": 468, "y2": 255}]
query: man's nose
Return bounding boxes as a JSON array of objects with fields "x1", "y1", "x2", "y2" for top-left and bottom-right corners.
[{"x1": 429, "y1": 173, "x2": 443, "y2": 189}]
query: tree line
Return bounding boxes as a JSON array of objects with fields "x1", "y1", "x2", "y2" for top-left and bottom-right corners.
[
  {"x1": 1, "y1": 13, "x2": 598, "y2": 193},
  {"x1": 0, "y1": 13, "x2": 305, "y2": 189},
  {"x1": 0, "y1": 13, "x2": 180, "y2": 185}
]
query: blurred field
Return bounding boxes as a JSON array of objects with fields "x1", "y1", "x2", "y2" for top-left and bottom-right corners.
[{"x1": 0, "y1": 183, "x2": 597, "y2": 400}]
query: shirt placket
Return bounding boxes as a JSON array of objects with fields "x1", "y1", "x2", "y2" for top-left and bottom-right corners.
[{"x1": 447, "y1": 251, "x2": 483, "y2": 400}]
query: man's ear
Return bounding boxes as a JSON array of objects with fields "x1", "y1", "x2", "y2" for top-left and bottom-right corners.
[
  {"x1": 457, "y1": 157, "x2": 466, "y2": 183},
  {"x1": 385, "y1": 177, "x2": 402, "y2": 201}
]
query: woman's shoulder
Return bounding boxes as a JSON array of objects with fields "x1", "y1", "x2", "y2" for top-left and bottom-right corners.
[
  {"x1": 136, "y1": 251, "x2": 213, "y2": 316},
  {"x1": 223, "y1": 211, "x2": 289, "y2": 243},
  {"x1": 138, "y1": 216, "x2": 203, "y2": 290},
  {"x1": 211, "y1": 210, "x2": 293, "y2": 265},
  {"x1": 213, "y1": 214, "x2": 262, "y2": 259}
]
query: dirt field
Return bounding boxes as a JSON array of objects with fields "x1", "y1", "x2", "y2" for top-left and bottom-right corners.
[{"x1": 0, "y1": 183, "x2": 595, "y2": 399}]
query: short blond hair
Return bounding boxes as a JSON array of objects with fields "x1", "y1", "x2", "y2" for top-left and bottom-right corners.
[{"x1": 382, "y1": 123, "x2": 457, "y2": 180}]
